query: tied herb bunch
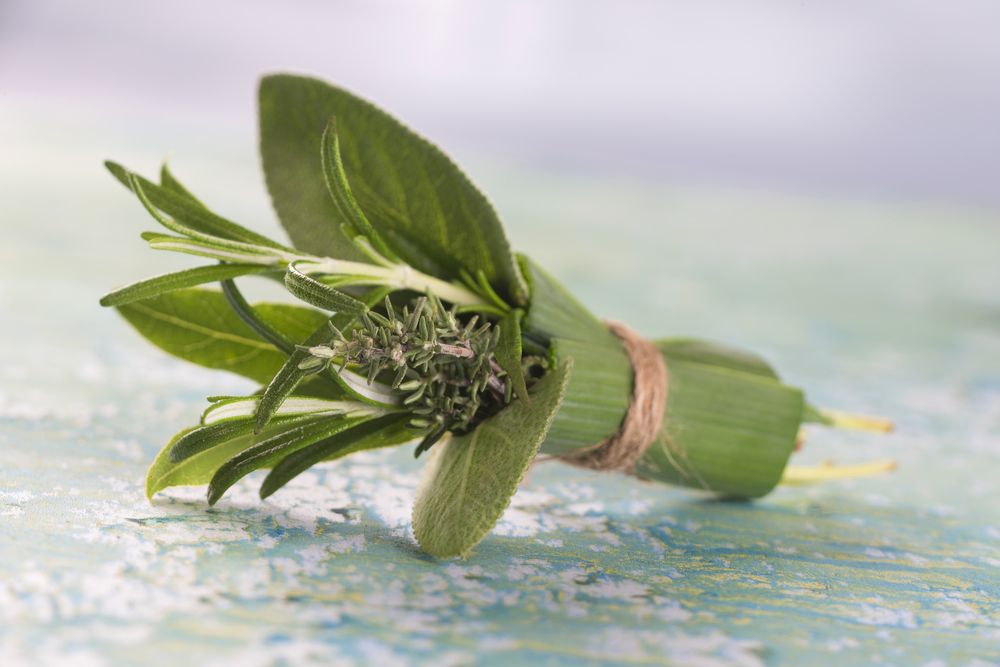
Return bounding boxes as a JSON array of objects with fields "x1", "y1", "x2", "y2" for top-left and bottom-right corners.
[{"x1": 101, "y1": 74, "x2": 893, "y2": 558}]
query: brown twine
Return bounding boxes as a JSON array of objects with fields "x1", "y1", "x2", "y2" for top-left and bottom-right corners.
[{"x1": 559, "y1": 321, "x2": 668, "y2": 473}]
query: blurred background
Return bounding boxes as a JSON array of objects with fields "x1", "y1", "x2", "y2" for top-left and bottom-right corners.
[{"x1": 4, "y1": 0, "x2": 1000, "y2": 204}]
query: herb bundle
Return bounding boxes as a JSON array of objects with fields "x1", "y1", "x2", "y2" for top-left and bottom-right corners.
[{"x1": 101, "y1": 74, "x2": 893, "y2": 558}]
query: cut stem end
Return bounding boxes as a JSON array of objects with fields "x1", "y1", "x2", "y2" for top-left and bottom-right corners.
[
  {"x1": 818, "y1": 409, "x2": 895, "y2": 434},
  {"x1": 781, "y1": 458, "x2": 897, "y2": 486}
]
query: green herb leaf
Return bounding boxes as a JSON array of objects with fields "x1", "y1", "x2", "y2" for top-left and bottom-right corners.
[
  {"x1": 160, "y1": 163, "x2": 204, "y2": 206},
  {"x1": 412, "y1": 360, "x2": 572, "y2": 558},
  {"x1": 258, "y1": 74, "x2": 527, "y2": 304},
  {"x1": 106, "y1": 161, "x2": 289, "y2": 250},
  {"x1": 100, "y1": 264, "x2": 274, "y2": 307},
  {"x1": 260, "y1": 413, "x2": 414, "y2": 499},
  {"x1": 117, "y1": 289, "x2": 327, "y2": 384},
  {"x1": 320, "y1": 118, "x2": 397, "y2": 262},
  {"x1": 494, "y1": 308, "x2": 528, "y2": 402},
  {"x1": 145, "y1": 415, "x2": 312, "y2": 499},
  {"x1": 284, "y1": 262, "x2": 369, "y2": 315},
  {"x1": 207, "y1": 414, "x2": 374, "y2": 505}
]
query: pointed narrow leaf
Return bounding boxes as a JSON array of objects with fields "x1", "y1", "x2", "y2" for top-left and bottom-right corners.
[
  {"x1": 494, "y1": 308, "x2": 528, "y2": 402},
  {"x1": 100, "y1": 264, "x2": 273, "y2": 307},
  {"x1": 142, "y1": 232, "x2": 289, "y2": 265},
  {"x1": 146, "y1": 414, "x2": 332, "y2": 498},
  {"x1": 321, "y1": 118, "x2": 397, "y2": 261},
  {"x1": 160, "y1": 163, "x2": 204, "y2": 206},
  {"x1": 412, "y1": 360, "x2": 572, "y2": 558},
  {"x1": 107, "y1": 161, "x2": 290, "y2": 250},
  {"x1": 170, "y1": 414, "x2": 314, "y2": 462},
  {"x1": 260, "y1": 414, "x2": 414, "y2": 499},
  {"x1": 117, "y1": 289, "x2": 327, "y2": 384},
  {"x1": 284, "y1": 262, "x2": 368, "y2": 315},
  {"x1": 207, "y1": 414, "x2": 373, "y2": 504},
  {"x1": 258, "y1": 74, "x2": 526, "y2": 304}
]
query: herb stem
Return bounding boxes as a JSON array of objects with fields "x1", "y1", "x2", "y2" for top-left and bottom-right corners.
[{"x1": 302, "y1": 258, "x2": 495, "y2": 310}]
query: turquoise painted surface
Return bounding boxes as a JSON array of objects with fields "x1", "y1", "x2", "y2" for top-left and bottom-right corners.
[{"x1": 1, "y1": 108, "x2": 999, "y2": 666}]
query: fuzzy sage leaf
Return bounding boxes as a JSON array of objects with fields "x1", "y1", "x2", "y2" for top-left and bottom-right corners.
[
  {"x1": 258, "y1": 74, "x2": 527, "y2": 305},
  {"x1": 116, "y1": 289, "x2": 327, "y2": 384},
  {"x1": 412, "y1": 360, "x2": 572, "y2": 558}
]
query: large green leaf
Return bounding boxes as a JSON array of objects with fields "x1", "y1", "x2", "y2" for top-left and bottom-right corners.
[
  {"x1": 412, "y1": 361, "x2": 572, "y2": 558},
  {"x1": 116, "y1": 289, "x2": 327, "y2": 384},
  {"x1": 258, "y1": 74, "x2": 527, "y2": 305}
]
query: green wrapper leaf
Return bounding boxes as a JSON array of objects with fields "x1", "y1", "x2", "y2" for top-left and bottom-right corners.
[
  {"x1": 412, "y1": 360, "x2": 572, "y2": 558},
  {"x1": 519, "y1": 257, "x2": 632, "y2": 455},
  {"x1": 631, "y1": 341, "x2": 804, "y2": 498},
  {"x1": 117, "y1": 289, "x2": 327, "y2": 384}
]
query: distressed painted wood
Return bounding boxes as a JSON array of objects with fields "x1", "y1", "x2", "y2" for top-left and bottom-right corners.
[{"x1": 0, "y1": 110, "x2": 998, "y2": 666}]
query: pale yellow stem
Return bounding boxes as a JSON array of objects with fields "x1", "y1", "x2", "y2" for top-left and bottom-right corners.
[
  {"x1": 781, "y1": 459, "x2": 897, "y2": 485},
  {"x1": 819, "y1": 409, "x2": 895, "y2": 433}
]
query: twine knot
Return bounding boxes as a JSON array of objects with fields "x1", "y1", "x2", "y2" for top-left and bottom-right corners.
[{"x1": 559, "y1": 321, "x2": 668, "y2": 472}]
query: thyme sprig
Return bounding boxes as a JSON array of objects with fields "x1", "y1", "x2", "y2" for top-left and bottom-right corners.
[{"x1": 300, "y1": 295, "x2": 512, "y2": 454}]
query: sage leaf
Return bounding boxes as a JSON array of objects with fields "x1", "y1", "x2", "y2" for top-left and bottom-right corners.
[
  {"x1": 494, "y1": 308, "x2": 528, "y2": 402},
  {"x1": 100, "y1": 264, "x2": 274, "y2": 307},
  {"x1": 260, "y1": 414, "x2": 414, "y2": 499},
  {"x1": 412, "y1": 360, "x2": 572, "y2": 558},
  {"x1": 258, "y1": 74, "x2": 527, "y2": 305},
  {"x1": 117, "y1": 289, "x2": 327, "y2": 384}
]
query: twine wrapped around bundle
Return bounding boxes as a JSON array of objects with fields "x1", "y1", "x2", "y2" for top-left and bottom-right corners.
[{"x1": 559, "y1": 322, "x2": 668, "y2": 473}]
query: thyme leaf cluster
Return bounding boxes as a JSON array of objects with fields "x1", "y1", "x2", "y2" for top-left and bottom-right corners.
[{"x1": 299, "y1": 295, "x2": 512, "y2": 456}]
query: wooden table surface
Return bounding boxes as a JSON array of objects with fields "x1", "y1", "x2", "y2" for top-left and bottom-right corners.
[{"x1": 1, "y1": 106, "x2": 998, "y2": 666}]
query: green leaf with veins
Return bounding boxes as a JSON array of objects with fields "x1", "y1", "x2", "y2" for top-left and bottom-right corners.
[
  {"x1": 116, "y1": 289, "x2": 328, "y2": 384},
  {"x1": 412, "y1": 360, "x2": 572, "y2": 558},
  {"x1": 258, "y1": 74, "x2": 527, "y2": 305}
]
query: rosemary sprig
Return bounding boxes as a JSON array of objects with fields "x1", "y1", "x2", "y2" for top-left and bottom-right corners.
[{"x1": 102, "y1": 73, "x2": 893, "y2": 559}]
